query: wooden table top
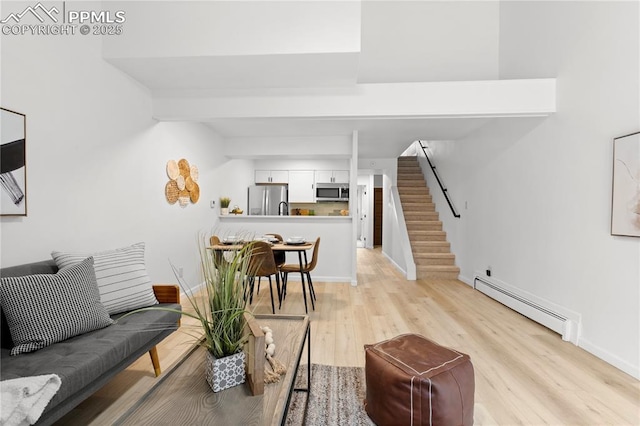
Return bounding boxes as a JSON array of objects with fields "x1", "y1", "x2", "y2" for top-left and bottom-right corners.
[
  {"x1": 115, "y1": 314, "x2": 310, "y2": 426},
  {"x1": 209, "y1": 241, "x2": 314, "y2": 252}
]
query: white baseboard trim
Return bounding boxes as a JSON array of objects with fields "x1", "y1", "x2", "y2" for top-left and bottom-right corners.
[
  {"x1": 458, "y1": 274, "x2": 474, "y2": 287},
  {"x1": 382, "y1": 250, "x2": 408, "y2": 278},
  {"x1": 578, "y1": 337, "x2": 640, "y2": 380},
  {"x1": 181, "y1": 281, "x2": 205, "y2": 298}
]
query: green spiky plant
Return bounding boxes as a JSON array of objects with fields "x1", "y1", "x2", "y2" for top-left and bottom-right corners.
[
  {"x1": 220, "y1": 197, "x2": 231, "y2": 209},
  {"x1": 189, "y1": 233, "x2": 253, "y2": 358},
  {"x1": 122, "y1": 232, "x2": 256, "y2": 359}
]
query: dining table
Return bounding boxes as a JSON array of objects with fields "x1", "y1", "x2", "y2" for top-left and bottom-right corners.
[{"x1": 208, "y1": 238, "x2": 315, "y2": 280}]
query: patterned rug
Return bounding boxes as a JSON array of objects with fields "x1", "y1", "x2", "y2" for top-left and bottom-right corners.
[{"x1": 284, "y1": 364, "x2": 376, "y2": 426}]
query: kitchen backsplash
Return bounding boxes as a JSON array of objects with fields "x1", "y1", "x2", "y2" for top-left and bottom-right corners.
[{"x1": 290, "y1": 202, "x2": 349, "y2": 216}]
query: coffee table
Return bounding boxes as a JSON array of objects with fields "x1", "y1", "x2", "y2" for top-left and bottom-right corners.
[{"x1": 114, "y1": 314, "x2": 310, "y2": 426}]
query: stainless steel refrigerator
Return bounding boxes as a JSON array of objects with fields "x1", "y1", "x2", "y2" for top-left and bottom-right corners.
[{"x1": 247, "y1": 185, "x2": 288, "y2": 215}]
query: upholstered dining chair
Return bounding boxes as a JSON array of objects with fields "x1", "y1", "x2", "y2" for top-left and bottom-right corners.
[
  {"x1": 280, "y1": 237, "x2": 320, "y2": 314},
  {"x1": 265, "y1": 233, "x2": 286, "y2": 265},
  {"x1": 246, "y1": 241, "x2": 281, "y2": 314},
  {"x1": 209, "y1": 235, "x2": 232, "y2": 268}
]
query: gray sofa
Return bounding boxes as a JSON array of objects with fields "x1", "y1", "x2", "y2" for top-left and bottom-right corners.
[{"x1": 0, "y1": 259, "x2": 182, "y2": 425}]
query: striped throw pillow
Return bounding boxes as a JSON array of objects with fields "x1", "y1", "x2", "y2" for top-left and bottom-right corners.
[
  {"x1": 51, "y1": 242, "x2": 158, "y2": 315},
  {"x1": 0, "y1": 257, "x2": 114, "y2": 355}
]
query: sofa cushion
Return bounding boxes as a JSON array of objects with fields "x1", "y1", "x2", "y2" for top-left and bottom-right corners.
[
  {"x1": 0, "y1": 257, "x2": 114, "y2": 355},
  {"x1": 0, "y1": 305, "x2": 181, "y2": 418},
  {"x1": 51, "y1": 242, "x2": 158, "y2": 315}
]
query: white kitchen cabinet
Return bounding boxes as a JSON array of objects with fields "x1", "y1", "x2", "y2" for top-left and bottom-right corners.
[
  {"x1": 332, "y1": 170, "x2": 350, "y2": 183},
  {"x1": 288, "y1": 170, "x2": 315, "y2": 202},
  {"x1": 255, "y1": 170, "x2": 289, "y2": 184},
  {"x1": 315, "y1": 170, "x2": 349, "y2": 184}
]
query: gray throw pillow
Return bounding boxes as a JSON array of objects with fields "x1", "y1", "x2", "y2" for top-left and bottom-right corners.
[
  {"x1": 51, "y1": 242, "x2": 158, "y2": 315},
  {"x1": 0, "y1": 257, "x2": 114, "y2": 355}
]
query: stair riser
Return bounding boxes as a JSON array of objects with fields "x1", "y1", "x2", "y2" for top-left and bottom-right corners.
[
  {"x1": 411, "y1": 244, "x2": 451, "y2": 253},
  {"x1": 415, "y1": 258, "x2": 456, "y2": 266},
  {"x1": 403, "y1": 206, "x2": 436, "y2": 213},
  {"x1": 406, "y1": 222, "x2": 442, "y2": 231},
  {"x1": 417, "y1": 271, "x2": 460, "y2": 280},
  {"x1": 404, "y1": 212, "x2": 439, "y2": 220},
  {"x1": 397, "y1": 180, "x2": 424, "y2": 187},
  {"x1": 410, "y1": 234, "x2": 447, "y2": 242},
  {"x1": 400, "y1": 196, "x2": 433, "y2": 203}
]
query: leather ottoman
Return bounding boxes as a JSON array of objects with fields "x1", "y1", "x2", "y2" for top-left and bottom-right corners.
[{"x1": 364, "y1": 334, "x2": 474, "y2": 426}]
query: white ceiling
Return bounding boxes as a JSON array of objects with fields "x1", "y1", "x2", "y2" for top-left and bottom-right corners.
[
  {"x1": 206, "y1": 116, "x2": 493, "y2": 159},
  {"x1": 105, "y1": 1, "x2": 548, "y2": 159}
]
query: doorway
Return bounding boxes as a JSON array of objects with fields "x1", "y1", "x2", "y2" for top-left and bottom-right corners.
[{"x1": 374, "y1": 187, "x2": 383, "y2": 246}]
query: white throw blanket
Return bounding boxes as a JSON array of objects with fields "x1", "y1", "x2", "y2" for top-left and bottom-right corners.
[{"x1": 1, "y1": 374, "x2": 61, "y2": 426}]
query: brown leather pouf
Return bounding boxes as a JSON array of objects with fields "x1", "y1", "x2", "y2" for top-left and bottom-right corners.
[{"x1": 364, "y1": 334, "x2": 475, "y2": 426}]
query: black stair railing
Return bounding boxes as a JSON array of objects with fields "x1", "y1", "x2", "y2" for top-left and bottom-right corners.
[{"x1": 418, "y1": 141, "x2": 460, "y2": 218}]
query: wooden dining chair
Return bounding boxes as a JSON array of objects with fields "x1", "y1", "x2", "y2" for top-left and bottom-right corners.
[
  {"x1": 246, "y1": 241, "x2": 281, "y2": 314},
  {"x1": 280, "y1": 237, "x2": 320, "y2": 314}
]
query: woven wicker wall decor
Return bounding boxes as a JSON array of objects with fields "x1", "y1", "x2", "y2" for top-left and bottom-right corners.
[{"x1": 166, "y1": 159, "x2": 200, "y2": 207}]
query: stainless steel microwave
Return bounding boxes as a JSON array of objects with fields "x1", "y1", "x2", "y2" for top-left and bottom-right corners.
[{"x1": 315, "y1": 184, "x2": 349, "y2": 201}]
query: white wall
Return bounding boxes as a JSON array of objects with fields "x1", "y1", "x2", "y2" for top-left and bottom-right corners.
[
  {"x1": 359, "y1": 0, "x2": 500, "y2": 83},
  {"x1": 428, "y1": 2, "x2": 640, "y2": 378},
  {"x1": 0, "y1": 25, "x2": 240, "y2": 291},
  {"x1": 102, "y1": 1, "x2": 361, "y2": 58}
]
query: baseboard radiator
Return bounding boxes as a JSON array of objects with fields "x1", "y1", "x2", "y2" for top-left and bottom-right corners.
[{"x1": 474, "y1": 276, "x2": 579, "y2": 343}]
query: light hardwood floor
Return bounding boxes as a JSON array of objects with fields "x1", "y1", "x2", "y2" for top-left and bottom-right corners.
[{"x1": 58, "y1": 247, "x2": 639, "y2": 425}]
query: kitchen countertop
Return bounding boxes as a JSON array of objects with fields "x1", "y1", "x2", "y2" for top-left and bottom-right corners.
[{"x1": 218, "y1": 215, "x2": 351, "y2": 220}]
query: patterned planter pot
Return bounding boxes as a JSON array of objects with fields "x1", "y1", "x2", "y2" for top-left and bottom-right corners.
[{"x1": 205, "y1": 350, "x2": 246, "y2": 393}]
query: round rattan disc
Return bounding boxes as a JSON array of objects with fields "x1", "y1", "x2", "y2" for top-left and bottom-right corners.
[
  {"x1": 165, "y1": 180, "x2": 179, "y2": 204},
  {"x1": 166, "y1": 160, "x2": 179, "y2": 180},
  {"x1": 178, "y1": 159, "x2": 190, "y2": 177},
  {"x1": 176, "y1": 175, "x2": 186, "y2": 191},
  {"x1": 189, "y1": 182, "x2": 200, "y2": 203},
  {"x1": 178, "y1": 190, "x2": 190, "y2": 207},
  {"x1": 185, "y1": 176, "x2": 195, "y2": 191},
  {"x1": 190, "y1": 164, "x2": 199, "y2": 182}
]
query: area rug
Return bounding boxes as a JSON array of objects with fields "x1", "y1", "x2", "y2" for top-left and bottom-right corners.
[{"x1": 284, "y1": 364, "x2": 375, "y2": 426}]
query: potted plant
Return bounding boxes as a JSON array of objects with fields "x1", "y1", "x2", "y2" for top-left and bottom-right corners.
[
  {"x1": 196, "y1": 234, "x2": 254, "y2": 392},
  {"x1": 121, "y1": 232, "x2": 256, "y2": 393},
  {"x1": 220, "y1": 197, "x2": 231, "y2": 215}
]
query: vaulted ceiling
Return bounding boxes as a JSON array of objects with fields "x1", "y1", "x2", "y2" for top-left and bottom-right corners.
[{"x1": 105, "y1": 1, "x2": 553, "y2": 159}]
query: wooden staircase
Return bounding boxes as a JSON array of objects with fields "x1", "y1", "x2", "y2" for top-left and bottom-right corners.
[{"x1": 397, "y1": 156, "x2": 460, "y2": 280}]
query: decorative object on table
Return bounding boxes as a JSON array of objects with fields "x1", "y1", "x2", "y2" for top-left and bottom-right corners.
[
  {"x1": 261, "y1": 325, "x2": 287, "y2": 384},
  {"x1": 205, "y1": 350, "x2": 246, "y2": 393},
  {"x1": 1, "y1": 108, "x2": 27, "y2": 216},
  {"x1": 230, "y1": 205, "x2": 243, "y2": 215},
  {"x1": 122, "y1": 232, "x2": 257, "y2": 393},
  {"x1": 165, "y1": 158, "x2": 199, "y2": 208},
  {"x1": 196, "y1": 233, "x2": 256, "y2": 392},
  {"x1": 611, "y1": 131, "x2": 640, "y2": 237},
  {"x1": 220, "y1": 197, "x2": 231, "y2": 215}
]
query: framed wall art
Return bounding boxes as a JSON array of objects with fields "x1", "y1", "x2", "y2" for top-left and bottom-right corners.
[
  {"x1": 1, "y1": 108, "x2": 27, "y2": 216},
  {"x1": 611, "y1": 131, "x2": 639, "y2": 237}
]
